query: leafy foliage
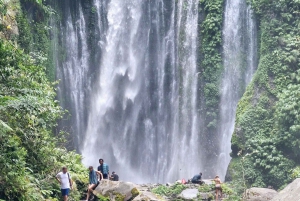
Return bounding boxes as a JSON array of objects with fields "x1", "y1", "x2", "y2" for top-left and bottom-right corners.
[
  {"x1": 231, "y1": 0, "x2": 300, "y2": 190},
  {"x1": 0, "y1": 38, "x2": 87, "y2": 200},
  {"x1": 198, "y1": 184, "x2": 214, "y2": 193},
  {"x1": 198, "y1": 0, "x2": 223, "y2": 136},
  {"x1": 151, "y1": 183, "x2": 186, "y2": 197}
]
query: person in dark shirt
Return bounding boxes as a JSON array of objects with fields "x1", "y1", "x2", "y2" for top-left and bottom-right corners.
[
  {"x1": 110, "y1": 171, "x2": 119, "y2": 181},
  {"x1": 191, "y1": 172, "x2": 202, "y2": 184},
  {"x1": 97, "y1": 158, "x2": 109, "y2": 179}
]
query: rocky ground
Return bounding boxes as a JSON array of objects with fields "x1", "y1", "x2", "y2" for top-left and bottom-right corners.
[
  {"x1": 83, "y1": 178, "x2": 300, "y2": 201},
  {"x1": 85, "y1": 179, "x2": 229, "y2": 201}
]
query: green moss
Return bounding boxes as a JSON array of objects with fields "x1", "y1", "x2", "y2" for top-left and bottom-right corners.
[
  {"x1": 97, "y1": 194, "x2": 110, "y2": 201},
  {"x1": 131, "y1": 187, "x2": 139, "y2": 198},
  {"x1": 114, "y1": 192, "x2": 126, "y2": 201}
]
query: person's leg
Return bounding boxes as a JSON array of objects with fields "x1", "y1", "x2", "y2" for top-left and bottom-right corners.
[
  {"x1": 64, "y1": 188, "x2": 70, "y2": 201},
  {"x1": 215, "y1": 189, "x2": 218, "y2": 201},
  {"x1": 86, "y1": 184, "x2": 96, "y2": 201}
]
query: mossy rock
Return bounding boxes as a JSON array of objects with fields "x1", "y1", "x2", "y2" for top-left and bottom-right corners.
[
  {"x1": 113, "y1": 192, "x2": 126, "y2": 201},
  {"x1": 131, "y1": 187, "x2": 139, "y2": 198}
]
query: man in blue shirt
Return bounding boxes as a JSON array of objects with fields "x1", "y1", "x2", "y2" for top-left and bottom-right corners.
[
  {"x1": 191, "y1": 172, "x2": 203, "y2": 184},
  {"x1": 98, "y1": 158, "x2": 109, "y2": 179}
]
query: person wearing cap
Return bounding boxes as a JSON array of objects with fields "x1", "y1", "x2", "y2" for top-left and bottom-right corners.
[
  {"x1": 56, "y1": 166, "x2": 72, "y2": 201},
  {"x1": 110, "y1": 171, "x2": 119, "y2": 181}
]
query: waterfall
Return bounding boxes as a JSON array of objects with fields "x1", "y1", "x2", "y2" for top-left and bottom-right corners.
[
  {"x1": 217, "y1": 0, "x2": 257, "y2": 180},
  {"x1": 80, "y1": 0, "x2": 201, "y2": 183},
  {"x1": 56, "y1": 2, "x2": 92, "y2": 150},
  {"x1": 54, "y1": 0, "x2": 257, "y2": 183}
]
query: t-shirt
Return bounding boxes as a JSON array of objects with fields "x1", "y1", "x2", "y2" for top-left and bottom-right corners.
[
  {"x1": 56, "y1": 172, "x2": 71, "y2": 189},
  {"x1": 98, "y1": 163, "x2": 109, "y2": 175},
  {"x1": 192, "y1": 174, "x2": 201, "y2": 182},
  {"x1": 89, "y1": 170, "x2": 98, "y2": 184}
]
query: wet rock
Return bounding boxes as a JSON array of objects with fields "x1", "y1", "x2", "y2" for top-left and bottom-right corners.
[
  {"x1": 244, "y1": 187, "x2": 277, "y2": 201},
  {"x1": 178, "y1": 189, "x2": 199, "y2": 200},
  {"x1": 133, "y1": 191, "x2": 163, "y2": 201}
]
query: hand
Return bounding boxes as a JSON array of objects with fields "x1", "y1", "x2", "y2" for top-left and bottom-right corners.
[{"x1": 70, "y1": 185, "x2": 73, "y2": 190}]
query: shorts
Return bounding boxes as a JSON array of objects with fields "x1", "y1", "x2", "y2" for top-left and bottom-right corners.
[
  {"x1": 92, "y1": 181, "x2": 100, "y2": 190},
  {"x1": 103, "y1": 174, "x2": 108, "y2": 179},
  {"x1": 215, "y1": 184, "x2": 222, "y2": 190},
  {"x1": 61, "y1": 188, "x2": 70, "y2": 196}
]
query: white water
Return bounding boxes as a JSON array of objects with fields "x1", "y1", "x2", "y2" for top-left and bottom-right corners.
[
  {"x1": 55, "y1": 0, "x2": 257, "y2": 183},
  {"x1": 81, "y1": 0, "x2": 201, "y2": 183},
  {"x1": 218, "y1": 0, "x2": 257, "y2": 180}
]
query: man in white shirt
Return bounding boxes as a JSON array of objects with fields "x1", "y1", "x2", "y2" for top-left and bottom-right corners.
[{"x1": 56, "y1": 166, "x2": 72, "y2": 201}]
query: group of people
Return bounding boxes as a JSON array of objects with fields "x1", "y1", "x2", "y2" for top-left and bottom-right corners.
[
  {"x1": 56, "y1": 164, "x2": 222, "y2": 201},
  {"x1": 55, "y1": 158, "x2": 119, "y2": 201},
  {"x1": 190, "y1": 172, "x2": 222, "y2": 201}
]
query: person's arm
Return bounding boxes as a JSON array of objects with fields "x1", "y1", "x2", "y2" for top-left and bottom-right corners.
[
  {"x1": 68, "y1": 173, "x2": 73, "y2": 190},
  {"x1": 96, "y1": 171, "x2": 103, "y2": 180},
  {"x1": 56, "y1": 174, "x2": 61, "y2": 185}
]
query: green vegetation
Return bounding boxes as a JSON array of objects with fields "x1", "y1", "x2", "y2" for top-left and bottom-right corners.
[
  {"x1": 198, "y1": 184, "x2": 214, "y2": 193},
  {"x1": 198, "y1": 0, "x2": 223, "y2": 131},
  {"x1": 231, "y1": 0, "x2": 300, "y2": 191},
  {"x1": 17, "y1": 0, "x2": 55, "y2": 81},
  {"x1": 0, "y1": 37, "x2": 87, "y2": 201},
  {"x1": 151, "y1": 183, "x2": 186, "y2": 197},
  {"x1": 131, "y1": 187, "x2": 140, "y2": 198}
]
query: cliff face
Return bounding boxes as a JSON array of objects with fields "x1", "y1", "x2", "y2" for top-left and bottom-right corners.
[
  {"x1": 229, "y1": 0, "x2": 300, "y2": 190},
  {"x1": 0, "y1": 0, "x2": 19, "y2": 39}
]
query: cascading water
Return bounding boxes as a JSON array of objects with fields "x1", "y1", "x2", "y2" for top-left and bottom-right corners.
[
  {"x1": 81, "y1": 0, "x2": 201, "y2": 183},
  {"x1": 217, "y1": 0, "x2": 257, "y2": 179},
  {"x1": 54, "y1": 0, "x2": 257, "y2": 183},
  {"x1": 56, "y1": 3, "x2": 92, "y2": 149}
]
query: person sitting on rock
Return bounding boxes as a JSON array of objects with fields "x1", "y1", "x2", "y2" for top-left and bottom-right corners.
[
  {"x1": 191, "y1": 172, "x2": 203, "y2": 184},
  {"x1": 110, "y1": 171, "x2": 119, "y2": 181},
  {"x1": 86, "y1": 166, "x2": 103, "y2": 201}
]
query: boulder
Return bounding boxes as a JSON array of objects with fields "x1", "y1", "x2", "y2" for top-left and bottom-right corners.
[
  {"x1": 244, "y1": 188, "x2": 278, "y2": 201},
  {"x1": 93, "y1": 180, "x2": 139, "y2": 201},
  {"x1": 178, "y1": 189, "x2": 199, "y2": 200},
  {"x1": 133, "y1": 191, "x2": 163, "y2": 201},
  {"x1": 271, "y1": 178, "x2": 300, "y2": 201}
]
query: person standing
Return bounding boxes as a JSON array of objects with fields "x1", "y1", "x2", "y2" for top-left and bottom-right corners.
[
  {"x1": 110, "y1": 171, "x2": 119, "y2": 181},
  {"x1": 213, "y1": 175, "x2": 222, "y2": 201},
  {"x1": 86, "y1": 166, "x2": 103, "y2": 201},
  {"x1": 56, "y1": 167, "x2": 72, "y2": 201},
  {"x1": 97, "y1": 158, "x2": 109, "y2": 179}
]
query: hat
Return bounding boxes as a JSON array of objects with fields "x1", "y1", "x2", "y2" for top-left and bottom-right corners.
[{"x1": 112, "y1": 171, "x2": 115, "y2": 174}]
